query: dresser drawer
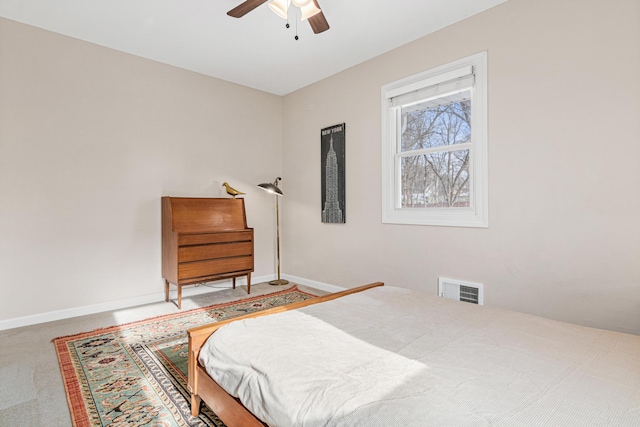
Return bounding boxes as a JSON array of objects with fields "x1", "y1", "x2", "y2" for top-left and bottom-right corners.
[
  {"x1": 178, "y1": 241, "x2": 253, "y2": 262},
  {"x1": 179, "y1": 230, "x2": 252, "y2": 246},
  {"x1": 178, "y1": 257, "x2": 253, "y2": 281}
]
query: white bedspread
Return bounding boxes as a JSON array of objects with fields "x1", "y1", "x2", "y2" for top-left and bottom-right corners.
[{"x1": 199, "y1": 286, "x2": 640, "y2": 426}]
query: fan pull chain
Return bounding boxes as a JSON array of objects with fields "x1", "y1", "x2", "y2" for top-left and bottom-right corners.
[{"x1": 283, "y1": 5, "x2": 299, "y2": 40}]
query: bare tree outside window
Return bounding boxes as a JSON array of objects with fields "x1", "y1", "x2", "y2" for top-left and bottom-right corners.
[{"x1": 400, "y1": 92, "x2": 471, "y2": 208}]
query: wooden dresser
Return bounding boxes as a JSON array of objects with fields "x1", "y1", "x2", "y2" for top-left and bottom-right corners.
[{"x1": 162, "y1": 197, "x2": 254, "y2": 308}]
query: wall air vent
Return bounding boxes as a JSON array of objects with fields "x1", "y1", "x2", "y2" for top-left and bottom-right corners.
[{"x1": 438, "y1": 277, "x2": 484, "y2": 305}]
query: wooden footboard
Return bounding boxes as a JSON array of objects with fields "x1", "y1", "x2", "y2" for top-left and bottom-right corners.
[{"x1": 187, "y1": 282, "x2": 384, "y2": 426}]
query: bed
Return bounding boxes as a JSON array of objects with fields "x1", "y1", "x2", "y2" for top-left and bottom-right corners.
[{"x1": 187, "y1": 282, "x2": 640, "y2": 426}]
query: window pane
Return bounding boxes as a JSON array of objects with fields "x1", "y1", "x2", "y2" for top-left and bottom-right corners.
[
  {"x1": 400, "y1": 150, "x2": 470, "y2": 208},
  {"x1": 400, "y1": 89, "x2": 471, "y2": 152}
]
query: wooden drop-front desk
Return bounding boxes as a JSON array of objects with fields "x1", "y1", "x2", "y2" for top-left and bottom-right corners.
[{"x1": 162, "y1": 197, "x2": 254, "y2": 308}]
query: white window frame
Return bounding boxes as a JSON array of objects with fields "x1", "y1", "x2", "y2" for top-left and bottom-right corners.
[{"x1": 381, "y1": 51, "x2": 488, "y2": 228}]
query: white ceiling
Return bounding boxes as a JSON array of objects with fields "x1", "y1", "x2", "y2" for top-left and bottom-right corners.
[{"x1": 0, "y1": 0, "x2": 508, "y2": 95}]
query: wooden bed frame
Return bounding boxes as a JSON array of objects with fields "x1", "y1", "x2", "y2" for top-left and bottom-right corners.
[{"x1": 187, "y1": 282, "x2": 384, "y2": 426}]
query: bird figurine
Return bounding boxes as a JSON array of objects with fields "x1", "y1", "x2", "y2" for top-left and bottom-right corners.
[{"x1": 222, "y1": 182, "x2": 245, "y2": 198}]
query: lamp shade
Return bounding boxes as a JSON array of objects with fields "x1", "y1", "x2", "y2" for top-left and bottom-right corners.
[
  {"x1": 258, "y1": 182, "x2": 284, "y2": 196},
  {"x1": 299, "y1": 2, "x2": 321, "y2": 20},
  {"x1": 291, "y1": 0, "x2": 311, "y2": 6},
  {"x1": 268, "y1": 0, "x2": 290, "y2": 19}
]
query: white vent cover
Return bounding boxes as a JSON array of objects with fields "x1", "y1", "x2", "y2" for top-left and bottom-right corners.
[{"x1": 438, "y1": 277, "x2": 484, "y2": 305}]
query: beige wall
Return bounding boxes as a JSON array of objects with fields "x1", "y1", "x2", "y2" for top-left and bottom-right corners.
[
  {"x1": 282, "y1": 0, "x2": 640, "y2": 334},
  {"x1": 0, "y1": 18, "x2": 283, "y2": 321}
]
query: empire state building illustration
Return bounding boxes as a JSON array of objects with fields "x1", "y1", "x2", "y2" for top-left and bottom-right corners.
[{"x1": 322, "y1": 135, "x2": 344, "y2": 223}]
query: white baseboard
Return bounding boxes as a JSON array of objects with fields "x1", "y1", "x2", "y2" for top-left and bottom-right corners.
[
  {"x1": 0, "y1": 275, "x2": 352, "y2": 331},
  {"x1": 0, "y1": 275, "x2": 273, "y2": 331},
  {"x1": 281, "y1": 274, "x2": 346, "y2": 293}
]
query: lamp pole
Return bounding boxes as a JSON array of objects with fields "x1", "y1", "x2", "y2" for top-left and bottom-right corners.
[
  {"x1": 257, "y1": 177, "x2": 288, "y2": 286},
  {"x1": 272, "y1": 191, "x2": 288, "y2": 285}
]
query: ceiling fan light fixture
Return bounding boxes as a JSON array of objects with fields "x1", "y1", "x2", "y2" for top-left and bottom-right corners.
[
  {"x1": 299, "y1": 2, "x2": 322, "y2": 20},
  {"x1": 227, "y1": 0, "x2": 328, "y2": 35},
  {"x1": 268, "y1": 0, "x2": 291, "y2": 19}
]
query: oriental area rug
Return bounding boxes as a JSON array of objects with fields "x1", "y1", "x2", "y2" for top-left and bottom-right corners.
[{"x1": 54, "y1": 286, "x2": 317, "y2": 427}]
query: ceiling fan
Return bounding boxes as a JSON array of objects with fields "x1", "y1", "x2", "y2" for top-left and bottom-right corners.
[{"x1": 227, "y1": 0, "x2": 330, "y2": 34}]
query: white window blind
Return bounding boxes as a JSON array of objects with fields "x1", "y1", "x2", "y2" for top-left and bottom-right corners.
[{"x1": 387, "y1": 65, "x2": 474, "y2": 108}]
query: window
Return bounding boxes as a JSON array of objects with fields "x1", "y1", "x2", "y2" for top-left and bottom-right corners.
[{"x1": 381, "y1": 52, "x2": 488, "y2": 227}]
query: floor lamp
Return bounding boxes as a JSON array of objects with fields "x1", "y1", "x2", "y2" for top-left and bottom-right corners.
[{"x1": 258, "y1": 177, "x2": 289, "y2": 286}]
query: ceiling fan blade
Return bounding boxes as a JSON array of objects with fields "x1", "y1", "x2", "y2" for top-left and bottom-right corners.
[
  {"x1": 227, "y1": 0, "x2": 268, "y2": 18},
  {"x1": 308, "y1": 0, "x2": 330, "y2": 34}
]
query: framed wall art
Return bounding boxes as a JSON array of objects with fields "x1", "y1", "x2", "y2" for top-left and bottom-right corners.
[{"x1": 320, "y1": 123, "x2": 346, "y2": 224}]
